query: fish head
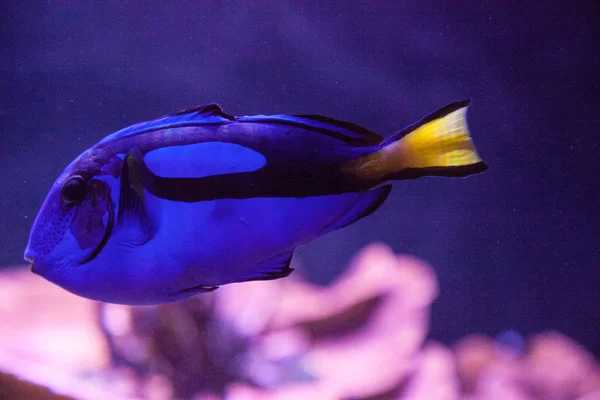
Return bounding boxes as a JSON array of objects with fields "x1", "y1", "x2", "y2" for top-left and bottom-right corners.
[{"x1": 24, "y1": 147, "x2": 123, "y2": 283}]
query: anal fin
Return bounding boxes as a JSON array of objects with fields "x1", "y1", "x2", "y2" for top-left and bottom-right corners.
[
  {"x1": 167, "y1": 284, "x2": 219, "y2": 301},
  {"x1": 321, "y1": 185, "x2": 392, "y2": 234},
  {"x1": 244, "y1": 252, "x2": 295, "y2": 282},
  {"x1": 171, "y1": 284, "x2": 219, "y2": 296}
]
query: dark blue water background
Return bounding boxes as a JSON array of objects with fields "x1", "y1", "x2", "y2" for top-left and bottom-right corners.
[{"x1": 1, "y1": 2, "x2": 598, "y2": 355}]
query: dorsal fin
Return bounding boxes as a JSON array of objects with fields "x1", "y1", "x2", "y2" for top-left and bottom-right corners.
[
  {"x1": 237, "y1": 113, "x2": 384, "y2": 146},
  {"x1": 170, "y1": 104, "x2": 234, "y2": 119},
  {"x1": 99, "y1": 104, "x2": 234, "y2": 144}
]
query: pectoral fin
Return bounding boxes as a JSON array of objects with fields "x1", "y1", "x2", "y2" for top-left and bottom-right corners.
[{"x1": 117, "y1": 149, "x2": 157, "y2": 245}]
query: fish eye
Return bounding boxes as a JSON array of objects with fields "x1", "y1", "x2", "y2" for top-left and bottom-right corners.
[{"x1": 61, "y1": 175, "x2": 87, "y2": 204}]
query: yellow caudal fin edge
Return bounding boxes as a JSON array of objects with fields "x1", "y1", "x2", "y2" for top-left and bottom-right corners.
[{"x1": 344, "y1": 100, "x2": 488, "y2": 180}]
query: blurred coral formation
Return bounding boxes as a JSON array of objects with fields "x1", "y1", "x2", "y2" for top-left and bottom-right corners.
[{"x1": 0, "y1": 244, "x2": 598, "y2": 400}]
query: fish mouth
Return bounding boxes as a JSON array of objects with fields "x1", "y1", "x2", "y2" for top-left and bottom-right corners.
[
  {"x1": 80, "y1": 198, "x2": 115, "y2": 265},
  {"x1": 23, "y1": 247, "x2": 38, "y2": 273},
  {"x1": 25, "y1": 255, "x2": 38, "y2": 274}
]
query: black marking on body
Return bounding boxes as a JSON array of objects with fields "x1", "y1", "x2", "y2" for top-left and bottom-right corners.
[
  {"x1": 239, "y1": 114, "x2": 383, "y2": 147},
  {"x1": 102, "y1": 104, "x2": 383, "y2": 154},
  {"x1": 141, "y1": 167, "x2": 371, "y2": 202},
  {"x1": 113, "y1": 137, "x2": 372, "y2": 202},
  {"x1": 79, "y1": 105, "x2": 386, "y2": 204},
  {"x1": 293, "y1": 114, "x2": 383, "y2": 145}
]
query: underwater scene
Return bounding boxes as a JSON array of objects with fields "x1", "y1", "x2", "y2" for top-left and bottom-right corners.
[{"x1": 1, "y1": 2, "x2": 598, "y2": 400}]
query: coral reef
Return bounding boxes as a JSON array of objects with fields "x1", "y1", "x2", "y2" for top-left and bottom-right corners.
[{"x1": 0, "y1": 245, "x2": 598, "y2": 400}]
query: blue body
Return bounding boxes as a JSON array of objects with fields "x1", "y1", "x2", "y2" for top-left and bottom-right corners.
[{"x1": 24, "y1": 104, "x2": 392, "y2": 304}]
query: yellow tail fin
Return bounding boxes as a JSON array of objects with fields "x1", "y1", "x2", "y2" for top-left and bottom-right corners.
[{"x1": 344, "y1": 100, "x2": 488, "y2": 180}]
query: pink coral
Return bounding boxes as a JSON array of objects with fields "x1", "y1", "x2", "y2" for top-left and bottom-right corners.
[{"x1": 0, "y1": 245, "x2": 598, "y2": 400}]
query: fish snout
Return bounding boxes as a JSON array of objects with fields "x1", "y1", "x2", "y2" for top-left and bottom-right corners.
[
  {"x1": 26, "y1": 257, "x2": 39, "y2": 274},
  {"x1": 24, "y1": 251, "x2": 39, "y2": 274}
]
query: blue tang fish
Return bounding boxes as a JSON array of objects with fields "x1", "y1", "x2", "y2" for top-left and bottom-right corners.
[{"x1": 24, "y1": 101, "x2": 487, "y2": 305}]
